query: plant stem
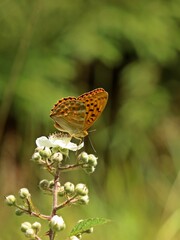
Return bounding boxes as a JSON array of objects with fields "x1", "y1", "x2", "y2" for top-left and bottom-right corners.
[
  {"x1": 49, "y1": 167, "x2": 60, "y2": 240},
  {"x1": 52, "y1": 168, "x2": 60, "y2": 215}
]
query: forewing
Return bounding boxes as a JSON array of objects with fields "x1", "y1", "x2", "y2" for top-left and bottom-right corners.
[{"x1": 77, "y1": 88, "x2": 108, "y2": 130}]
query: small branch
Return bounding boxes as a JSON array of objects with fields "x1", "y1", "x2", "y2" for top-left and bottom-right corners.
[
  {"x1": 15, "y1": 204, "x2": 50, "y2": 220},
  {"x1": 58, "y1": 163, "x2": 83, "y2": 171},
  {"x1": 56, "y1": 195, "x2": 78, "y2": 211}
]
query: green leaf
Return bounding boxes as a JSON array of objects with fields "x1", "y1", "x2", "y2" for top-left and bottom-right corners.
[{"x1": 69, "y1": 218, "x2": 110, "y2": 236}]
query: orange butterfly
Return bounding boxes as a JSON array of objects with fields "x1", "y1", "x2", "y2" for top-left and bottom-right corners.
[{"x1": 50, "y1": 88, "x2": 108, "y2": 139}]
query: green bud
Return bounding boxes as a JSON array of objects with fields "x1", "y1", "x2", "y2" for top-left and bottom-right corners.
[
  {"x1": 75, "y1": 184, "x2": 88, "y2": 196},
  {"x1": 31, "y1": 152, "x2": 41, "y2": 162},
  {"x1": 15, "y1": 208, "x2": 24, "y2": 216},
  {"x1": 39, "y1": 179, "x2": 49, "y2": 191},
  {"x1": 64, "y1": 182, "x2": 75, "y2": 194},
  {"x1": 48, "y1": 180, "x2": 54, "y2": 189},
  {"x1": 77, "y1": 195, "x2": 89, "y2": 205},
  {"x1": 49, "y1": 215, "x2": 66, "y2": 232},
  {"x1": 49, "y1": 180, "x2": 60, "y2": 191},
  {"x1": 19, "y1": 188, "x2": 31, "y2": 199},
  {"x1": 83, "y1": 166, "x2": 96, "y2": 174},
  {"x1": 77, "y1": 152, "x2": 89, "y2": 164},
  {"x1": 88, "y1": 154, "x2": 98, "y2": 166},
  {"x1": 51, "y1": 152, "x2": 63, "y2": 163},
  {"x1": 5, "y1": 195, "x2": 16, "y2": 206},
  {"x1": 21, "y1": 222, "x2": 32, "y2": 233},
  {"x1": 58, "y1": 186, "x2": 65, "y2": 197},
  {"x1": 32, "y1": 222, "x2": 41, "y2": 232},
  {"x1": 39, "y1": 147, "x2": 51, "y2": 158},
  {"x1": 25, "y1": 228, "x2": 35, "y2": 239}
]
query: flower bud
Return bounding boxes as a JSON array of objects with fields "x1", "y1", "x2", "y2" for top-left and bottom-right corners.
[
  {"x1": 49, "y1": 180, "x2": 60, "y2": 190},
  {"x1": 77, "y1": 195, "x2": 89, "y2": 205},
  {"x1": 21, "y1": 222, "x2": 32, "y2": 233},
  {"x1": 75, "y1": 184, "x2": 88, "y2": 196},
  {"x1": 39, "y1": 179, "x2": 49, "y2": 191},
  {"x1": 83, "y1": 166, "x2": 96, "y2": 174},
  {"x1": 25, "y1": 228, "x2": 35, "y2": 239},
  {"x1": 64, "y1": 182, "x2": 75, "y2": 194},
  {"x1": 88, "y1": 154, "x2": 98, "y2": 166},
  {"x1": 49, "y1": 215, "x2": 66, "y2": 232},
  {"x1": 5, "y1": 195, "x2": 16, "y2": 206},
  {"x1": 32, "y1": 222, "x2": 41, "y2": 232},
  {"x1": 48, "y1": 180, "x2": 55, "y2": 189},
  {"x1": 77, "y1": 152, "x2": 89, "y2": 164},
  {"x1": 32, "y1": 154, "x2": 45, "y2": 165},
  {"x1": 51, "y1": 152, "x2": 63, "y2": 163},
  {"x1": 31, "y1": 152, "x2": 41, "y2": 162},
  {"x1": 19, "y1": 188, "x2": 31, "y2": 199},
  {"x1": 58, "y1": 186, "x2": 65, "y2": 197},
  {"x1": 39, "y1": 147, "x2": 51, "y2": 158},
  {"x1": 35, "y1": 146, "x2": 44, "y2": 152},
  {"x1": 15, "y1": 208, "x2": 24, "y2": 216}
]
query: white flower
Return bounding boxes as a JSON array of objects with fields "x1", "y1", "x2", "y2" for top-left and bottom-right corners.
[{"x1": 36, "y1": 134, "x2": 84, "y2": 151}]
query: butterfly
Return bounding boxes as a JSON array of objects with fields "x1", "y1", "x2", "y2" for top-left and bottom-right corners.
[{"x1": 50, "y1": 88, "x2": 108, "y2": 139}]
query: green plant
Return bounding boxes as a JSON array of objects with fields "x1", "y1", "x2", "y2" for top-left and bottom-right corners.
[{"x1": 5, "y1": 133, "x2": 109, "y2": 240}]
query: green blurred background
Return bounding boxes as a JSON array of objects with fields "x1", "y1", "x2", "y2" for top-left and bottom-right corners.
[{"x1": 1, "y1": 0, "x2": 180, "y2": 239}]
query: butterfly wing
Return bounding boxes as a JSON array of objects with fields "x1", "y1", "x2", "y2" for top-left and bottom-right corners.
[
  {"x1": 77, "y1": 88, "x2": 108, "y2": 131},
  {"x1": 50, "y1": 97, "x2": 86, "y2": 135}
]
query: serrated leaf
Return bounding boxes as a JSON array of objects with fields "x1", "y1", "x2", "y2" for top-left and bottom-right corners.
[{"x1": 69, "y1": 217, "x2": 109, "y2": 236}]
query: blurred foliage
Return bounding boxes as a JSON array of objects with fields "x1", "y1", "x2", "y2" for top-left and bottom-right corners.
[{"x1": 1, "y1": 0, "x2": 180, "y2": 239}]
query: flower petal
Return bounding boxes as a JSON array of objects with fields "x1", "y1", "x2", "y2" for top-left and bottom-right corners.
[
  {"x1": 36, "y1": 135, "x2": 84, "y2": 151},
  {"x1": 36, "y1": 136, "x2": 53, "y2": 147},
  {"x1": 68, "y1": 142, "x2": 84, "y2": 151}
]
